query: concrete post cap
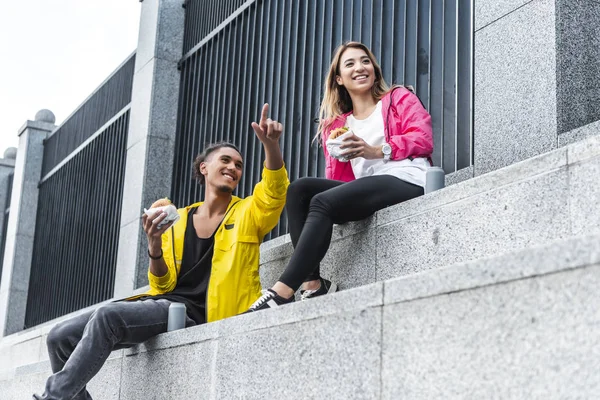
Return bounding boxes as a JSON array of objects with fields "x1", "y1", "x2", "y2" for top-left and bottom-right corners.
[
  {"x1": 34, "y1": 109, "x2": 56, "y2": 124},
  {"x1": 3, "y1": 147, "x2": 17, "y2": 159}
]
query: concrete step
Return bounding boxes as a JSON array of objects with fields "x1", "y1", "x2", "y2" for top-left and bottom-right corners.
[
  {"x1": 2, "y1": 233, "x2": 599, "y2": 399},
  {"x1": 259, "y1": 134, "x2": 600, "y2": 292}
]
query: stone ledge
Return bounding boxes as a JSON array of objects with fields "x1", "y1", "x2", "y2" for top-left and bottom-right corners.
[
  {"x1": 3, "y1": 233, "x2": 598, "y2": 399},
  {"x1": 129, "y1": 232, "x2": 598, "y2": 355},
  {"x1": 384, "y1": 232, "x2": 600, "y2": 304}
]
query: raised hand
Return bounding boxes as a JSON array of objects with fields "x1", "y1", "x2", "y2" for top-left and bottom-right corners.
[{"x1": 251, "y1": 103, "x2": 283, "y2": 145}]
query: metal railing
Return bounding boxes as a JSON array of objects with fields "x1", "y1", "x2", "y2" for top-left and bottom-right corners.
[
  {"x1": 183, "y1": 0, "x2": 250, "y2": 54},
  {"x1": 25, "y1": 110, "x2": 130, "y2": 328},
  {"x1": 42, "y1": 53, "x2": 135, "y2": 177},
  {"x1": 172, "y1": 0, "x2": 474, "y2": 240}
]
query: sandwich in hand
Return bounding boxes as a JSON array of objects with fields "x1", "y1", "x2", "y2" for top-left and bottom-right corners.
[{"x1": 328, "y1": 126, "x2": 349, "y2": 140}]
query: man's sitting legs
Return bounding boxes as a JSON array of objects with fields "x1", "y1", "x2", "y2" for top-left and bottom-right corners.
[{"x1": 39, "y1": 299, "x2": 193, "y2": 399}]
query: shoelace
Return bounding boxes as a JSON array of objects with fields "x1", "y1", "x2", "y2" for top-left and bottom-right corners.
[
  {"x1": 300, "y1": 289, "x2": 317, "y2": 301},
  {"x1": 249, "y1": 290, "x2": 273, "y2": 309}
]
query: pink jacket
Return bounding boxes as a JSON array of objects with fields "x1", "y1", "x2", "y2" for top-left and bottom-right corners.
[{"x1": 321, "y1": 87, "x2": 434, "y2": 182}]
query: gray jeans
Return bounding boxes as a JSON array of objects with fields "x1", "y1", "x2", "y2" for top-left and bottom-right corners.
[{"x1": 41, "y1": 299, "x2": 195, "y2": 400}]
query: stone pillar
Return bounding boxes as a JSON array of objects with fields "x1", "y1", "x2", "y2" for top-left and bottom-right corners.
[
  {"x1": 114, "y1": 0, "x2": 184, "y2": 297},
  {"x1": 0, "y1": 110, "x2": 56, "y2": 336},
  {"x1": 0, "y1": 148, "x2": 17, "y2": 277},
  {"x1": 474, "y1": 0, "x2": 557, "y2": 176},
  {"x1": 473, "y1": 0, "x2": 600, "y2": 174}
]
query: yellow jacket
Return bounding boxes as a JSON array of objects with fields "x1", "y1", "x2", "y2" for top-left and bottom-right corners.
[{"x1": 144, "y1": 165, "x2": 289, "y2": 322}]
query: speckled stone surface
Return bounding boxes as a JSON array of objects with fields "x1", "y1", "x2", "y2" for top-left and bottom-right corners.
[
  {"x1": 377, "y1": 168, "x2": 570, "y2": 280},
  {"x1": 559, "y1": 120, "x2": 600, "y2": 147},
  {"x1": 377, "y1": 146, "x2": 568, "y2": 226},
  {"x1": 569, "y1": 156, "x2": 600, "y2": 237},
  {"x1": 556, "y1": 0, "x2": 600, "y2": 134},
  {"x1": 3, "y1": 356, "x2": 123, "y2": 400},
  {"x1": 215, "y1": 308, "x2": 382, "y2": 399},
  {"x1": 260, "y1": 219, "x2": 378, "y2": 292},
  {"x1": 116, "y1": 0, "x2": 183, "y2": 294},
  {"x1": 383, "y1": 233, "x2": 600, "y2": 305},
  {"x1": 567, "y1": 132, "x2": 600, "y2": 164},
  {"x1": 474, "y1": 0, "x2": 533, "y2": 30},
  {"x1": 381, "y1": 264, "x2": 600, "y2": 399},
  {"x1": 0, "y1": 121, "x2": 54, "y2": 336},
  {"x1": 474, "y1": 0, "x2": 557, "y2": 175},
  {"x1": 120, "y1": 341, "x2": 216, "y2": 400},
  {"x1": 445, "y1": 166, "x2": 473, "y2": 187}
]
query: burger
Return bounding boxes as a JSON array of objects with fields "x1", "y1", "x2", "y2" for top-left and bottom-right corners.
[
  {"x1": 150, "y1": 198, "x2": 172, "y2": 208},
  {"x1": 328, "y1": 126, "x2": 349, "y2": 140}
]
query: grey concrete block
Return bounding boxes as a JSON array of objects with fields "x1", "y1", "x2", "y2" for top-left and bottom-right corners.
[
  {"x1": 120, "y1": 341, "x2": 216, "y2": 400},
  {"x1": 119, "y1": 139, "x2": 146, "y2": 227},
  {"x1": 128, "y1": 61, "x2": 155, "y2": 149},
  {"x1": 215, "y1": 308, "x2": 381, "y2": 399},
  {"x1": 114, "y1": 219, "x2": 146, "y2": 298},
  {"x1": 142, "y1": 135, "x2": 177, "y2": 213},
  {"x1": 474, "y1": 0, "x2": 532, "y2": 30},
  {"x1": 559, "y1": 120, "x2": 600, "y2": 147},
  {"x1": 556, "y1": 0, "x2": 600, "y2": 133},
  {"x1": 1, "y1": 370, "x2": 47, "y2": 400},
  {"x1": 155, "y1": 0, "x2": 186, "y2": 62},
  {"x1": 148, "y1": 58, "x2": 181, "y2": 142},
  {"x1": 222, "y1": 282, "x2": 383, "y2": 338},
  {"x1": 259, "y1": 258, "x2": 288, "y2": 289},
  {"x1": 5, "y1": 234, "x2": 34, "y2": 291},
  {"x1": 381, "y1": 264, "x2": 600, "y2": 399},
  {"x1": 4, "y1": 357, "x2": 122, "y2": 400},
  {"x1": 260, "y1": 224, "x2": 377, "y2": 292},
  {"x1": 378, "y1": 146, "x2": 568, "y2": 226},
  {"x1": 474, "y1": 0, "x2": 557, "y2": 175},
  {"x1": 86, "y1": 356, "x2": 123, "y2": 400},
  {"x1": 320, "y1": 227, "x2": 378, "y2": 291},
  {"x1": 377, "y1": 168, "x2": 571, "y2": 281},
  {"x1": 569, "y1": 157, "x2": 600, "y2": 237},
  {"x1": 127, "y1": 322, "x2": 220, "y2": 355},
  {"x1": 384, "y1": 233, "x2": 600, "y2": 305},
  {"x1": 2, "y1": 289, "x2": 28, "y2": 335},
  {"x1": 567, "y1": 132, "x2": 600, "y2": 164},
  {"x1": 13, "y1": 182, "x2": 40, "y2": 237},
  {"x1": 445, "y1": 166, "x2": 473, "y2": 187}
]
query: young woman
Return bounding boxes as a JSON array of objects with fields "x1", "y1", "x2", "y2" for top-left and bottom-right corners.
[{"x1": 246, "y1": 41, "x2": 433, "y2": 311}]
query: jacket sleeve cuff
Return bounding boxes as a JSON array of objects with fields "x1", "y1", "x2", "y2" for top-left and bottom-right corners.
[
  {"x1": 148, "y1": 269, "x2": 172, "y2": 290},
  {"x1": 262, "y1": 163, "x2": 289, "y2": 193}
]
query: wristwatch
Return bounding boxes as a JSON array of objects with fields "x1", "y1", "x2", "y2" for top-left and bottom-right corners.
[{"x1": 381, "y1": 143, "x2": 392, "y2": 162}]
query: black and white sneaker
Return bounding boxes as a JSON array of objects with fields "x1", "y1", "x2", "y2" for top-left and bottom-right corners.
[
  {"x1": 245, "y1": 289, "x2": 294, "y2": 312},
  {"x1": 300, "y1": 278, "x2": 337, "y2": 301}
]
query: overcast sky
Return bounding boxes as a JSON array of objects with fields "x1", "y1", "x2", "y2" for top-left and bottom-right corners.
[{"x1": 0, "y1": 0, "x2": 140, "y2": 157}]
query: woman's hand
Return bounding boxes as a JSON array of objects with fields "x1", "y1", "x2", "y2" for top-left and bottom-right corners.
[{"x1": 340, "y1": 133, "x2": 384, "y2": 160}]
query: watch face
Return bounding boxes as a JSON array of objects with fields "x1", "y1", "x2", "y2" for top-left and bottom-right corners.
[{"x1": 382, "y1": 144, "x2": 391, "y2": 155}]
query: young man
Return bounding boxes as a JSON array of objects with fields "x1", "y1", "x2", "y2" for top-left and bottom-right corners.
[{"x1": 34, "y1": 104, "x2": 289, "y2": 400}]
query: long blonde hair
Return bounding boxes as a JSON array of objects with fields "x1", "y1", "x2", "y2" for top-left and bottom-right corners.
[{"x1": 315, "y1": 42, "x2": 390, "y2": 143}]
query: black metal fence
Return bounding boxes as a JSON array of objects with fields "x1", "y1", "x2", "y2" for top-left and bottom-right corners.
[
  {"x1": 172, "y1": 0, "x2": 473, "y2": 240},
  {"x1": 0, "y1": 172, "x2": 13, "y2": 282},
  {"x1": 25, "y1": 111, "x2": 129, "y2": 328},
  {"x1": 42, "y1": 53, "x2": 135, "y2": 177}
]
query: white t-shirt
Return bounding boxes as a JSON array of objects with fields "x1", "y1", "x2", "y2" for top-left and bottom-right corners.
[{"x1": 346, "y1": 101, "x2": 428, "y2": 188}]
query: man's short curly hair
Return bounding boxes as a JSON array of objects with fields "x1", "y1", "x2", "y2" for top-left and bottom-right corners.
[{"x1": 193, "y1": 142, "x2": 242, "y2": 185}]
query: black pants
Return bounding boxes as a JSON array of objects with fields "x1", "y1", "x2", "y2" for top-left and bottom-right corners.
[{"x1": 280, "y1": 175, "x2": 424, "y2": 291}]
